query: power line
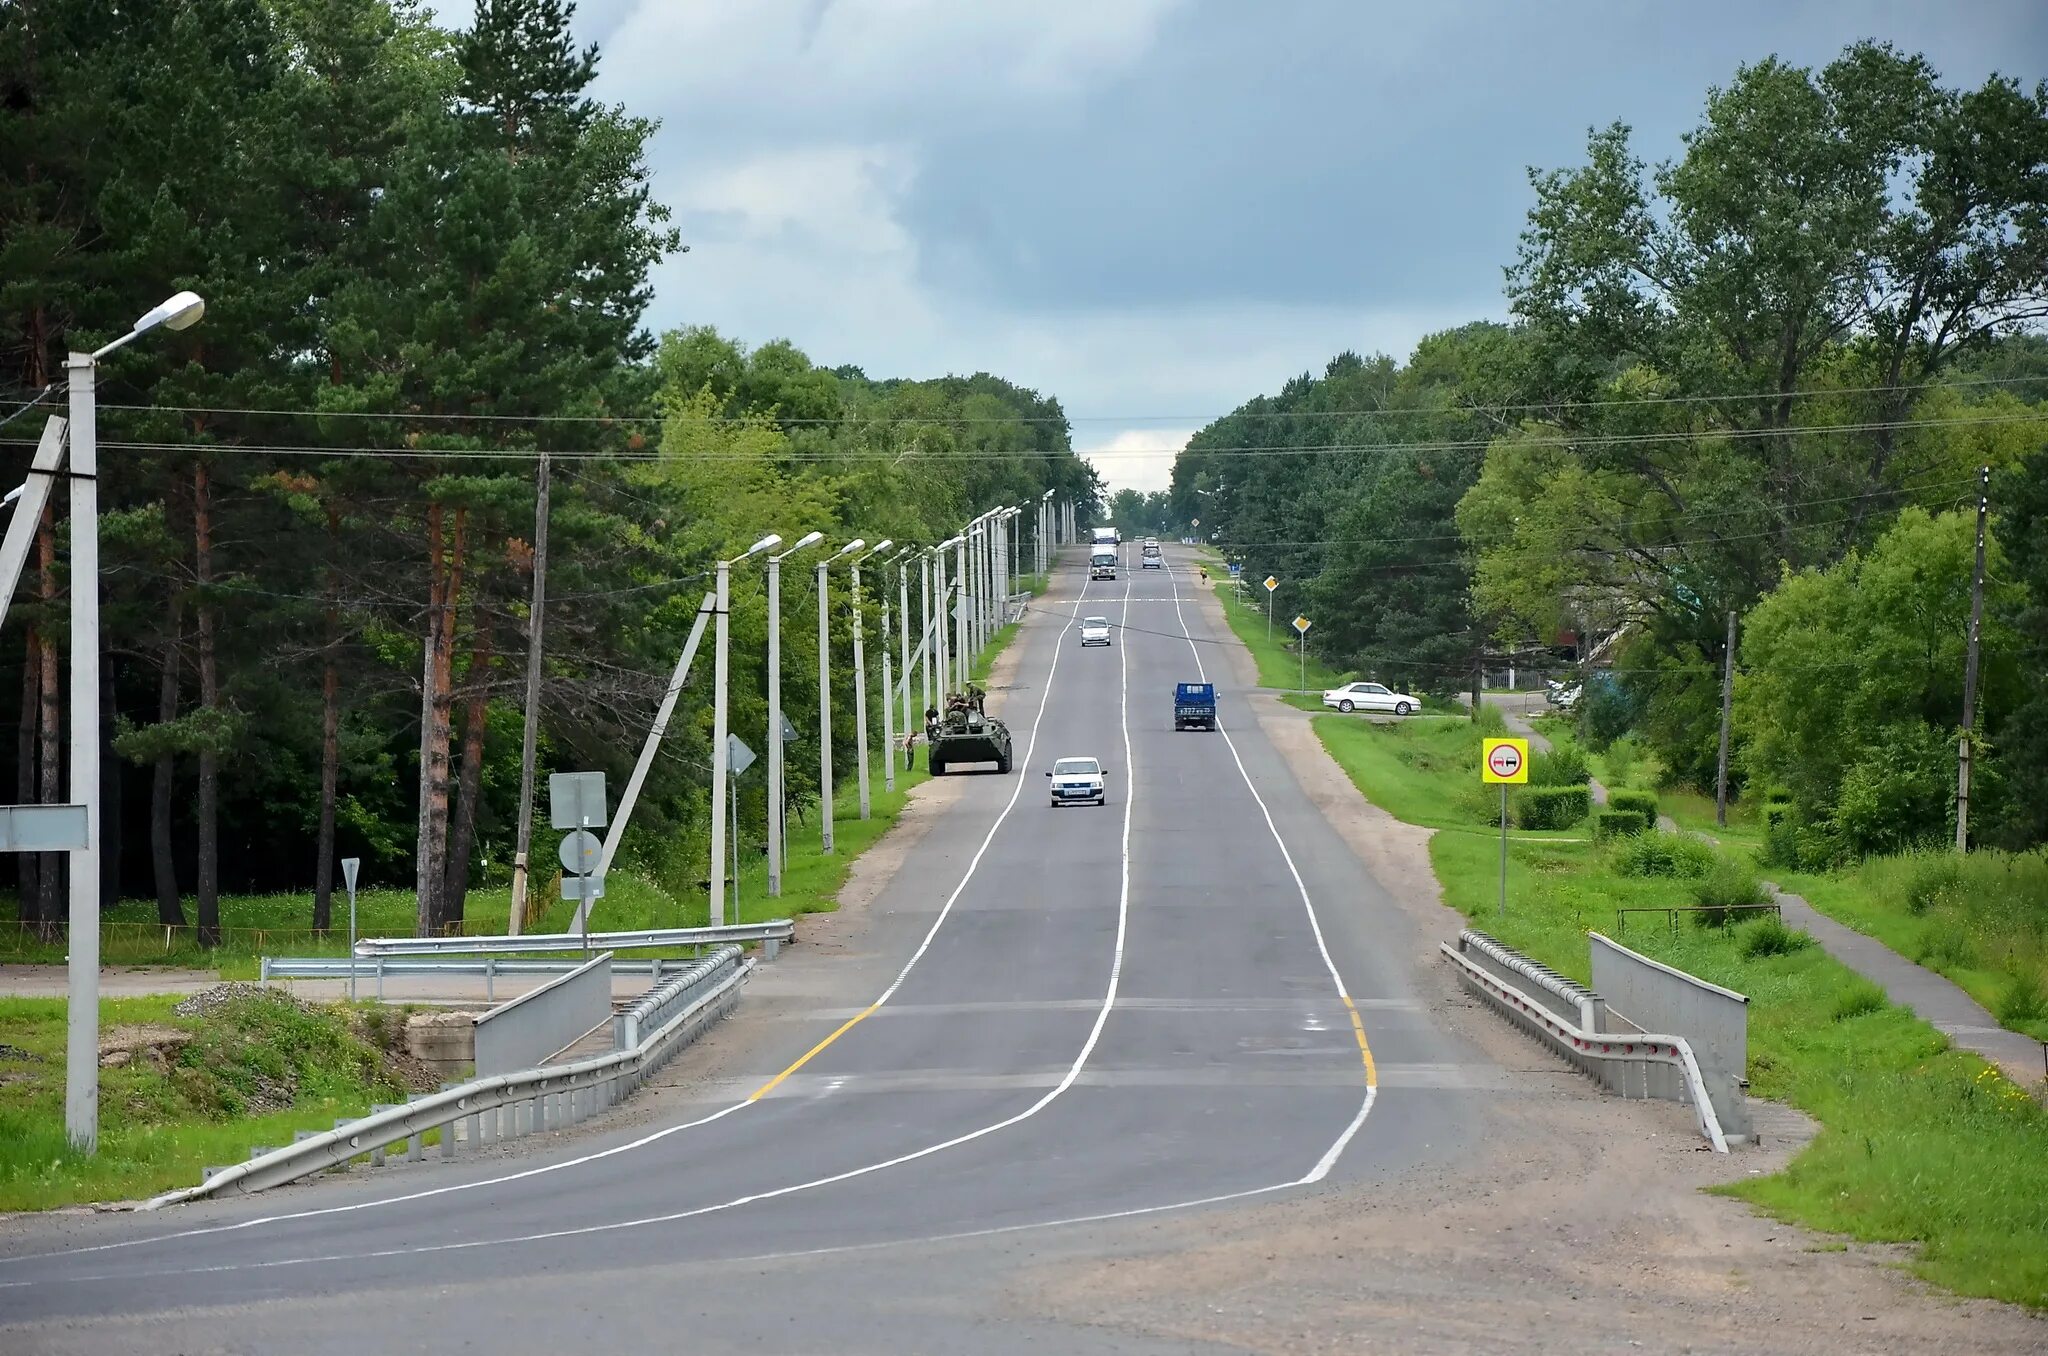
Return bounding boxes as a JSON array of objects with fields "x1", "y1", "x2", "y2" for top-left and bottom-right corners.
[
  {"x1": 9, "y1": 409, "x2": 2042, "y2": 464},
  {"x1": 39, "y1": 371, "x2": 2048, "y2": 427}
]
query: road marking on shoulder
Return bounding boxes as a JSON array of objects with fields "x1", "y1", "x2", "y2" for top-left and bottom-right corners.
[{"x1": 1157, "y1": 555, "x2": 1378, "y2": 1181}]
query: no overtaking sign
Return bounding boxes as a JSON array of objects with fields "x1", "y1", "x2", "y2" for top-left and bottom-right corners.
[{"x1": 1482, "y1": 737, "x2": 1529, "y2": 785}]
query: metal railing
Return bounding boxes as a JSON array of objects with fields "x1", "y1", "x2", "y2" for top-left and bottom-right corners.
[
  {"x1": 1456, "y1": 929, "x2": 1603, "y2": 1031},
  {"x1": 352, "y1": 921, "x2": 794, "y2": 958},
  {"x1": 1441, "y1": 933, "x2": 1728, "y2": 1152},
  {"x1": 261, "y1": 954, "x2": 696, "y2": 1000},
  {"x1": 474, "y1": 951, "x2": 613, "y2": 1076},
  {"x1": 151, "y1": 950, "x2": 752, "y2": 1207},
  {"x1": 615, "y1": 946, "x2": 742, "y2": 1050}
]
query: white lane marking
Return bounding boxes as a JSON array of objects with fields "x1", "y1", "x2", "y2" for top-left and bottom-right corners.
[
  {"x1": 1, "y1": 565, "x2": 1109, "y2": 1265},
  {"x1": 1156, "y1": 555, "x2": 1377, "y2": 1182}
]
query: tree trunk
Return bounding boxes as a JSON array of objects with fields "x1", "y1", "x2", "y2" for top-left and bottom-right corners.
[
  {"x1": 194, "y1": 462, "x2": 221, "y2": 948},
  {"x1": 152, "y1": 638, "x2": 184, "y2": 927},
  {"x1": 35, "y1": 502, "x2": 63, "y2": 932},
  {"x1": 442, "y1": 614, "x2": 493, "y2": 930},
  {"x1": 313, "y1": 505, "x2": 341, "y2": 934},
  {"x1": 17, "y1": 639, "x2": 39, "y2": 924},
  {"x1": 414, "y1": 502, "x2": 465, "y2": 935}
]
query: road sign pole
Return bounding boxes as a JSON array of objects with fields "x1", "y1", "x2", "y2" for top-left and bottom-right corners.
[
  {"x1": 342, "y1": 857, "x2": 361, "y2": 1002},
  {"x1": 1499, "y1": 786, "x2": 1508, "y2": 918},
  {"x1": 580, "y1": 813, "x2": 592, "y2": 957},
  {"x1": 1266, "y1": 589, "x2": 1273, "y2": 644}
]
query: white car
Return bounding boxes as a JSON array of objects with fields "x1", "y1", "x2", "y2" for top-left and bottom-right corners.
[
  {"x1": 1047, "y1": 755, "x2": 1107, "y2": 806},
  {"x1": 1079, "y1": 617, "x2": 1112, "y2": 646},
  {"x1": 1322, "y1": 681, "x2": 1418, "y2": 715}
]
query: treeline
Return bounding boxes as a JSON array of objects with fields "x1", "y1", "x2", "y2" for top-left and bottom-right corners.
[
  {"x1": 1173, "y1": 42, "x2": 2048, "y2": 857},
  {"x1": 0, "y1": 0, "x2": 1098, "y2": 940}
]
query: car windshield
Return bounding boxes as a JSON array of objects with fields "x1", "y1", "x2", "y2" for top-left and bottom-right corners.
[
  {"x1": 1084, "y1": 617, "x2": 1108, "y2": 627},
  {"x1": 1054, "y1": 758, "x2": 1100, "y2": 776}
]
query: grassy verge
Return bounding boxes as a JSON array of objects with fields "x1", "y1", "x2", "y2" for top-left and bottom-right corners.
[
  {"x1": 1203, "y1": 571, "x2": 1343, "y2": 691},
  {"x1": 1780, "y1": 850, "x2": 2048, "y2": 1043},
  {"x1": 1314, "y1": 713, "x2": 2048, "y2": 1308},
  {"x1": 1311, "y1": 711, "x2": 1588, "y2": 840},
  {"x1": 0, "y1": 988, "x2": 433, "y2": 1211}
]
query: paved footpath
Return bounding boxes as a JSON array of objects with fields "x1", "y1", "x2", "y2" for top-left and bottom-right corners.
[{"x1": 1501, "y1": 707, "x2": 2047, "y2": 1094}]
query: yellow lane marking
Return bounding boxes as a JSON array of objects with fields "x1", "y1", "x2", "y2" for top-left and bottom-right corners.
[
  {"x1": 750, "y1": 1002, "x2": 881, "y2": 1101},
  {"x1": 1340, "y1": 994, "x2": 1379, "y2": 1087}
]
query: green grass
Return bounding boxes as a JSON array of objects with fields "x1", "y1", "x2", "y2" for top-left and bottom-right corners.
[
  {"x1": 1204, "y1": 571, "x2": 1343, "y2": 691},
  {"x1": 0, "y1": 989, "x2": 431, "y2": 1211},
  {"x1": 1779, "y1": 848, "x2": 2048, "y2": 1043},
  {"x1": 1321, "y1": 696, "x2": 2048, "y2": 1307},
  {"x1": 1309, "y1": 712, "x2": 1588, "y2": 841}
]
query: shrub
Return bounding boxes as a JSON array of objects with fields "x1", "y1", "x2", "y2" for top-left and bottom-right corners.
[
  {"x1": 1689, "y1": 861, "x2": 1773, "y2": 926},
  {"x1": 1603, "y1": 734, "x2": 1642, "y2": 787},
  {"x1": 1738, "y1": 916, "x2": 1813, "y2": 959},
  {"x1": 1608, "y1": 789, "x2": 1660, "y2": 820},
  {"x1": 1513, "y1": 784, "x2": 1590, "y2": 830},
  {"x1": 1759, "y1": 802, "x2": 1802, "y2": 870},
  {"x1": 1918, "y1": 926, "x2": 1978, "y2": 971},
  {"x1": 1830, "y1": 979, "x2": 1888, "y2": 1021},
  {"x1": 1995, "y1": 972, "x2": 2047, "y2": 1028},
  {"x1": 1612, "y1": 831, "x2": 1718, "y2": 879},
  {"x1": 1904, "y1": 853, "x2": 1964, "y2": 917},
  {"x1": 1594, "y1": 809, "x2": 1650, "y2": 841},
  {"x1": 1531, "y1": 740, "x2": 1590, "y2": 787}
]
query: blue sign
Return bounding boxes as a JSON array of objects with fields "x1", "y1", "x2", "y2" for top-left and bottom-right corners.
[{"x1": 1227, "y1": 563, "x2": 1242, "y2": 578}]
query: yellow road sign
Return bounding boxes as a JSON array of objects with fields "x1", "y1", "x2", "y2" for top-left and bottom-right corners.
[
  {"x1": 1263, "y1": 575, "x2": 1278, "y2": 592},
  {"x1": 1482, "y1": 737, "x2": 1529, "y2": 784},
  {"x1": 1292, "y1": 615, "x2": 1311, "y2": 634}
]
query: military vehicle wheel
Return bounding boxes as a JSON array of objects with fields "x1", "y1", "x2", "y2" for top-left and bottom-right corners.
[
  {"x1": 930, "y1": 758, "x2": 946, "y2": 776},
  {"x1": 996, "y1": 750, "x2": 1012, "y2": 773}
]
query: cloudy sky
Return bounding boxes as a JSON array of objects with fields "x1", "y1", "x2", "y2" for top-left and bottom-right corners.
[{"x1": 434, "y1": 1, "x2": 2044, "y2": 491}]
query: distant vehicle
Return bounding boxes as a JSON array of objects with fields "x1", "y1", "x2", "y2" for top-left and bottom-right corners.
[
  {"x1": 1080, "y1": 617, "x2": 1112, "y2": 647},
  {"x1": 1046, "y1": 755, "x2": 1107, "y2": 807},
  {"x1": 1547, "y1": 679, "x2": 1582, "y2": 711},
  {"x1": 1141, "y1": 543, "x2": 1162, "y2": 569},
  {"x1": 1173, "y1": 681, "x2": 1216, "y2": 731},
  {"x1": 929, "y1": 703, "x2": 1013, "y2": 775},
  {"x1": 1091, "y1": 526, "x2": 1117, "y2": 546},
  {"x1": 1322, "y1": 681, "x2": 1418, "y2": 715},
  {"x1": 1090, "y1": 549, "x2": 1117, "y2": 580}
]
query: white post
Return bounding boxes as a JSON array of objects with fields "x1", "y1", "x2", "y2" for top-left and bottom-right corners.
[
  {"x1": 851, "y1": 558, "x2": 871, "y2": 819},
  {"x1": 934, "y1": 548, "x2": 950, "y2": 704},
  {"x1": 900, "y1": 559, "x2": 914, "y2": 765},
  {"x1": 954, "y1": 536, "x2": 970, "y2": 689},
  {"x1": 920, "y1": 552, "x2": 934, "y2": 716},
  {"x1": 766, "y1": 554, "x2": 783, "y2": 898},
  {"x1": 65, "y1": 352, "x2": 100, "y2": 1152},
  {"x1": 710, "y1": 558, "x2": 731, "y2": 926},
  {"x1": 880, "y1": 570, "x2": 895, "y2": 794},
  {"x1": 818, "y1": 559, "x2": 834, "y2": 853}
]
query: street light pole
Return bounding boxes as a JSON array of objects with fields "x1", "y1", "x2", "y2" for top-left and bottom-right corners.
[
  {"x1": 59, "y1": 290, "x2": 204, "y2": 1153},
  {"x1": 819, "y1": 539, "x2": 863, "y2": 853},
  {"x1": 954, "y1": 533, "x2": 970, "y2": 688},
  {"x1": 899, "y1": 553, "x2": 914, "y2": 770},
  {"x1": 712, "y1": 534, "x2": 779, "y2": 925},
  {"x1": 851, "y1": 538, "x2": 890, "y2": 818},
  {"x1": 765, "y1": 531, "x2": 822, "y2": 899},
  {"x1": 919, "y1": 549, "x2": 934, "y2": 716}
]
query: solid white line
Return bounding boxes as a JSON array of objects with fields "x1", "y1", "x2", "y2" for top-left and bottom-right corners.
[
  {"x1": 1, "y1": 563, "x2": 1112, "y2": 1267},
  {"x1": 1157, "y1": 555, "x2": 1377, "y2": 1183}
]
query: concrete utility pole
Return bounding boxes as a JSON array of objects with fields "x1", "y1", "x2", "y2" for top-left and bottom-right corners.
[
  {"x1": 878, "y1": 548, "x2": 898, "y2": 793},
  {"x1": 1715, "y1": 610, "x2": 1736, "y2": 829},
  {"x1": 851, "y1": 539, "x2": 889, "y2": 818},
  {"x1": 509, "y1": 450, "x2": 550, "y2": 935},
  {"x1": 712, "y1": 536, "x2": 779, "y2": 925},
  {"x1": 919, "y1": 550, "x2": 933, "y2": 718},
  {"x1": 899, "y1": 554, "x2": 914, "y2": 767},
  {"x1": 954, "y1": 535, "x2": 970, "y2": 688},
  {"x1": 765, "y1": 532, "x2": 822, "y2": 898},
  {"x1": 819, "y1": 539, "x2": 863, "y2": 853},
  {"x1": 1957, "y1": 464, "x2": 1991, "y2": 852}
]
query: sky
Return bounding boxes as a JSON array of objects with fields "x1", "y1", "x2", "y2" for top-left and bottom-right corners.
[{"x1": 430, "y1": 1, "x2": 2046, "y2": 492}]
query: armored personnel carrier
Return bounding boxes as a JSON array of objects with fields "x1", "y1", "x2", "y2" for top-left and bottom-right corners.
[{"x1": 928, "y1": 701, "x2": 1013, "y2": 774}]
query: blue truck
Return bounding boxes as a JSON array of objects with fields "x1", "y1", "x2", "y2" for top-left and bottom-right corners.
[{"x1": 1173, "y1": 682, "x2": 1216, "y2": 731}]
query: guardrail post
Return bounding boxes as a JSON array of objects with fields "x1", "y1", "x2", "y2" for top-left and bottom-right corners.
[
  {"x1": 408, "y1": 1130, "x2": 424, "y2": 1162},
  {"x1": 486, "y1": 956, "x2": 495, "y2": 1001},
  {"x1": 376, "y1": 956, "x2": 385, "y2": 1001}
]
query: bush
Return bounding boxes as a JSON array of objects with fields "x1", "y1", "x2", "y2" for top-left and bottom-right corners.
[
  {"x1": 1689, "y1": 861, "x2": 1773, "y2": 926},
  {"x1": 1513, "y1": 784, "x2": 1590, "y2": 830},
  {"x1": 1738, "y1": 916, "x2": 1813, "y2": 959},
  {"x1": 1611, "y1": 831, "x2": 1718, "y2": 879},
  {"x1": 1608, "y1": 788, "x2": 1660, "y2": 820},
  {"x1": 1995, "y1": 971, "x2": 2047, "y2": 1028},
  {"x1": 1603, "y1": 734, "x2": 1642, "y2": 786},
  {"x1": 1831, "y1": 979, "x2": 1888, "y2": 1021},
  {"x1": 1594, "y1": 809, "x2": 1650, "y2": 841},
  {"x1": 1531, "y1": 740, "x2": 1590, "y2": 787},
  {"x1": 1917, "y1": 926, "x2": 1978, "y2": 971},
  {"x1": 1759, "y1": 802, "x2": 1802, "y2": 870},
  {"x1": 1904, "y1": 853, "x2": 1964, "y2": 917}
]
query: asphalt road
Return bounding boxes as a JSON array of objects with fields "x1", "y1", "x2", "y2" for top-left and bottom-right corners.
[{"x1": 0, "y1": 547, "x2": 1493, "y2": 1352}]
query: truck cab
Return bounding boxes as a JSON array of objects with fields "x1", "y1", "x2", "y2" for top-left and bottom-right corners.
[
  {"x1": 1090, "y1": 549, "x2": 1118, "y2": 580},
  {"x1": 1174, "y1": 682, "x2": 1216, "y2": 731}
]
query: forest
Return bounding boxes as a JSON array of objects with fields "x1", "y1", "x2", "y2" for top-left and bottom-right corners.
[
  {"x1": 1172, "y1": 42, "x2": 2048, "y2": 858},
  {"x1": 0, "y1": 0, "x2": 1099, "y2": 940}
]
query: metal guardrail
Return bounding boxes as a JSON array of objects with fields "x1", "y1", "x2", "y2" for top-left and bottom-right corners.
[
  {"x1": 352, "y1": 921, "x2": 794, "y2": 958},
  {"x1": 615, "y1": 946, "x2": 742, "y2": 1050},
  {"x1": 1442, "y1": 934, "x2": 1729, "y2": 1152},
  {"x1": 1457, "y1": 929, "x2": 1603, "y2": 1031},
  {"x1": 151, "y1": 950, "x2": 753, "y2": 1207},
  {"x1": 474, "y1": 951, "x2": 613, "y2": 1076},
  {"x1": 1590, "y1": 931, "x2": 1752, "y2": 1139},
  {"x1": 261, "y1": 954, "x2": 696, "y2": 1000}
]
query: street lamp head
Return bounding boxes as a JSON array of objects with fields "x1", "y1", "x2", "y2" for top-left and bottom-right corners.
[
  {"x1": 1042, "y1": 488, "x2": 1056, "y2": 500},
  {"x1": 834, "y1": 538, "x2": 865, "y2": 559},
  {"x1": 773, "y1": 529, "x2": 824, "y2": 561},
  {"x1": 739, "y1": 533, "x2": 781, "y2": 561},
  {"x1": 868, "y1": 538, "x2": 894, "y2": 557},
  {"x1": 135, "y1": 290, "x2": 206, "y2": 335},
  {"x1": 938, "y1": 535, "x2": 964, "y2": 550}
]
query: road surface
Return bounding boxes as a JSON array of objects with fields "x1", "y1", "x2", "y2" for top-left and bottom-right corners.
[{"x1": 0, "y1": 548, "x2": 1499, "y2": 1351}]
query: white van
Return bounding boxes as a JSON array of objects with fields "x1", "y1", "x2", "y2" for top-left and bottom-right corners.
[{"x1": 1090, "y1": 549, "x2": 1118, "y2": 580}]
